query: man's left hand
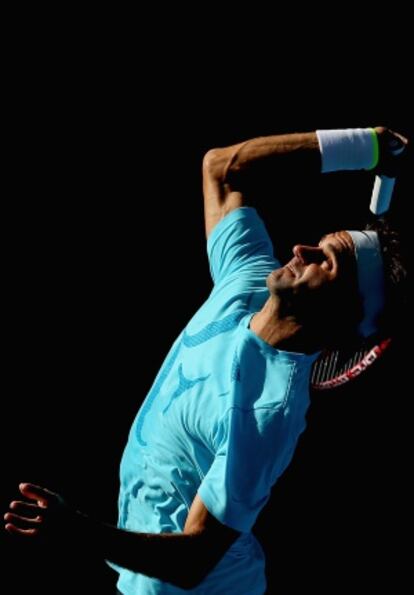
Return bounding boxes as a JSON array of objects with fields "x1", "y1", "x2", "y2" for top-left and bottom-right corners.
[{"x1": 4, "y1": 483, "x2": 75, "y2": 539}]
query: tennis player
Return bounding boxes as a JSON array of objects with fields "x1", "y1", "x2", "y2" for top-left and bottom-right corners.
[{"x1": 4, "y1": 126, "x2": 408, "y2": 594}]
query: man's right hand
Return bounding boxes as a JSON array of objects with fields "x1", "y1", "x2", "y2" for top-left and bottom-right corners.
[{"x1": 374, "y1": 127, "x2": 409, "y2": 177}]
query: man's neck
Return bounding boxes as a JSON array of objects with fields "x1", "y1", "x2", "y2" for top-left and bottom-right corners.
[{"x1": 250, "y1": 298, "x2": 318, "y2": 354}]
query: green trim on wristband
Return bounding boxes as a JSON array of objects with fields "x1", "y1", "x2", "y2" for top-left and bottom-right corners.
[{"x1": 367, "y1": 128, "x2": 379, "y2": 170}]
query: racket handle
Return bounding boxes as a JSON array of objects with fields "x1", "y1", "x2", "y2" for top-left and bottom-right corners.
[
  {"x1": 370, "y1": 175, "x2": 396, "y2": 214},
  {"x1": 370, "y1": 136, "x2": 406, "y2": 215}
]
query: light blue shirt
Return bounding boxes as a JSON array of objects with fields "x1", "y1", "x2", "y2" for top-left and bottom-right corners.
[{"x1": 114, "y1": 208, "x2": 318, "y2": 594}]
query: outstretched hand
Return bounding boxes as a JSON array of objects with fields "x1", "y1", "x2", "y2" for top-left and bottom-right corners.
[
  {"x1": 374, "y1": 127, "x2": 410, "y2": 177},
  {"x1": 4, "y1": 483, "x2": 76, "y2": 539}
]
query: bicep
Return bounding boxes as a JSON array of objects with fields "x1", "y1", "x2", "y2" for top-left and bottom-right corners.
[{"x1": 202, "y1": 147, "x2": 247, "y2": 238}]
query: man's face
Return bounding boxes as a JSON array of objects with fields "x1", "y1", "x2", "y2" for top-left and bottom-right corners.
[{"x1": 267, "y1": 231, "x2": 357, "y2": 326}]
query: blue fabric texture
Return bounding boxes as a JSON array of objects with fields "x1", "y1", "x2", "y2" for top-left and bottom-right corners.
[{"x1": 113, "y1": 207, "x2": 318, "y2": 594}]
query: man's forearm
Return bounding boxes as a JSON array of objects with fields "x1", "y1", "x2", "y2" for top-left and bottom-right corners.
[
  {"x1": 201, "y1": 131, "x2": 321, "y2": 236},
  {"x1": 203, "y1": 132, "x2": 321, "y2": 193},
  {"x1": 225, "y1": 132, "x2": 320, "y2": 177},
  {"x1": 211, "y1": 128, "x2": 383, "y2": 186},
  {"x1": 77, "y1": 513, "x2": 207, "y2": 589},
  {"x1": 4, "y1": 483, "x2": 236, "y2": 590}
]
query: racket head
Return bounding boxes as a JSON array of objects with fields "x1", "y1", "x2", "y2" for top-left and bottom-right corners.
[{"x1": 311, "y1": 335, "x2": 392, "y2": 390}]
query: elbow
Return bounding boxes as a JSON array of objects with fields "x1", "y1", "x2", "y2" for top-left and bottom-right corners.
[
  {"x1": 167, "y1": 538, "x2": 227, "y2": 590},
  {"x1": 174, "y1": 536, "x2": 232, "y2": 590},
  {"x1": 175, "y1": 576, "x2": 203, "y2": 591},
  {"x1": 166, "y1": 567, "x2": 205, "y2": 591},
  {"x1": 202, "y1": 148, "x2": 228, "y2": 182},
  {"x1": 169, "y1": 556, "x2": 211, "y2": 590},
  {"x1": 175, "y1": 566, "x2": 212, "y2": 591}
]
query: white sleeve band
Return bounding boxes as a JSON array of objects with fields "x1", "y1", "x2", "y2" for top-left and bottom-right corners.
[{"x1": 316, "y1": 128, "x2": 377, "y2": 173}]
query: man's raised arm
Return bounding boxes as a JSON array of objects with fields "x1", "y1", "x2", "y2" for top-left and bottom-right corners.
[
  {"x1": 202, "y1": 132, "x2": 320, "y2": 237},
  {"x1": 202, "y1": 127, "x2": 407, "y2": 238}
]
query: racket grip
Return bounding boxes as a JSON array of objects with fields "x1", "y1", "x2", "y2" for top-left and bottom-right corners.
[
  {"x1": 370, "y1": 175, "x2": 396, "y2": 214},
  {"x1": 369, "y1": 135, "x2": 406, "y2": 215}
]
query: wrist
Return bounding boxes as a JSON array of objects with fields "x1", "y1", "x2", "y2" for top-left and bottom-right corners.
[
  {"x1": 71, "y1": 510, "x2": 100, "y2": 548},
  {"x1": 316, "y1": 128, "x2": 379, "y2": 173}
]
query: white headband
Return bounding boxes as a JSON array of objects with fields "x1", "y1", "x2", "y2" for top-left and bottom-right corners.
[{"x1": 346, "y1": 231, "x2": 385, "y2": 337}]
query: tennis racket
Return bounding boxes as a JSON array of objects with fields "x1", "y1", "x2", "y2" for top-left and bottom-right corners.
[
  {"x1": 311, "y1": 335, "x2": 392, "y2": 390},
  {"x1": 311, "y1": 162, "x2": 401, "y2": 390}
]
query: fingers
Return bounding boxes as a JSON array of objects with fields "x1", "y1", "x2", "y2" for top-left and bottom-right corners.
[
  {"x1": 387, "y1": 129, "x2": 409, "y2": 148},
  {"x1": 5, "y1": 523, "x2": 39, "y2": 537},
  {"x1": 19, "y1": 483, "x2": 55, "y2": 507},
  {"x1": 4, "y1": 510, "x2": 43, "y2": 537},
  {"x1": 375, "y1": 128, "x2": 410, "y2": 176},
  {"x1": 9, "y1": 500, "x2": 45, "y2": 518},
  {"x1": 5, "y1": 483, "x2": 71, "y2": 540},
  {"x1": 4, "y1": 511, "x2": 43, "y2": 526}
]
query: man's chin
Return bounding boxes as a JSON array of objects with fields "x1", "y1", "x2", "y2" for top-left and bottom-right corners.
[
  {"x1": 267, "y1": 267, "x2": 295, "y2": 293},
  {"x1": 266, "y1": 268, "x2": 282, "y2": 290}
]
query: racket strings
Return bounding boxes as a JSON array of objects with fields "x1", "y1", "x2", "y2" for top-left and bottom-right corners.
[
  {"x1": 311, "y1": 337, "x2": 391, "y2": 389},
  {"x1": 311, "y1": 345, "x2": 369, "y2": 384}
]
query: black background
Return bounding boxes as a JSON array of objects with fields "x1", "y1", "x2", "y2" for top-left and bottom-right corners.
[{"x1": 3, "y1": 37, "x2": 412, "y2": 594}]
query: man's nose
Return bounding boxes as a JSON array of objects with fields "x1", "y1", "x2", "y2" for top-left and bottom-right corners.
[{"x1": 293, "y1": 244, "x2": 324, "y2": 264}]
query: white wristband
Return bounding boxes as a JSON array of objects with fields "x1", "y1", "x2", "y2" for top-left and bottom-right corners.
[{"x1": 316, "y1": 128, "x2": 379, "y2": 173}]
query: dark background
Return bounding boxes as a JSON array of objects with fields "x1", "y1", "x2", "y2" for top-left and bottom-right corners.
[{"x1": 3, "y1": 41, "x2": 412, "y2": 594}]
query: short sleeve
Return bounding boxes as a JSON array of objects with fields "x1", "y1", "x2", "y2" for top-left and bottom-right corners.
[
  {"x1": 207, "y1": 207, "x2": 279, "y2": 286},
  {"x1": 197, "y1": 327, "x2": 316, "y2": 533},
  {"x1": 198, "y1": 405, "x2": 290, "y2": 533}
]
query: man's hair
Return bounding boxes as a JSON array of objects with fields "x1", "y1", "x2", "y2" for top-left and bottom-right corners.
[{"x1": 365, "y1": 215, "x2": 408, "y2": 336}]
